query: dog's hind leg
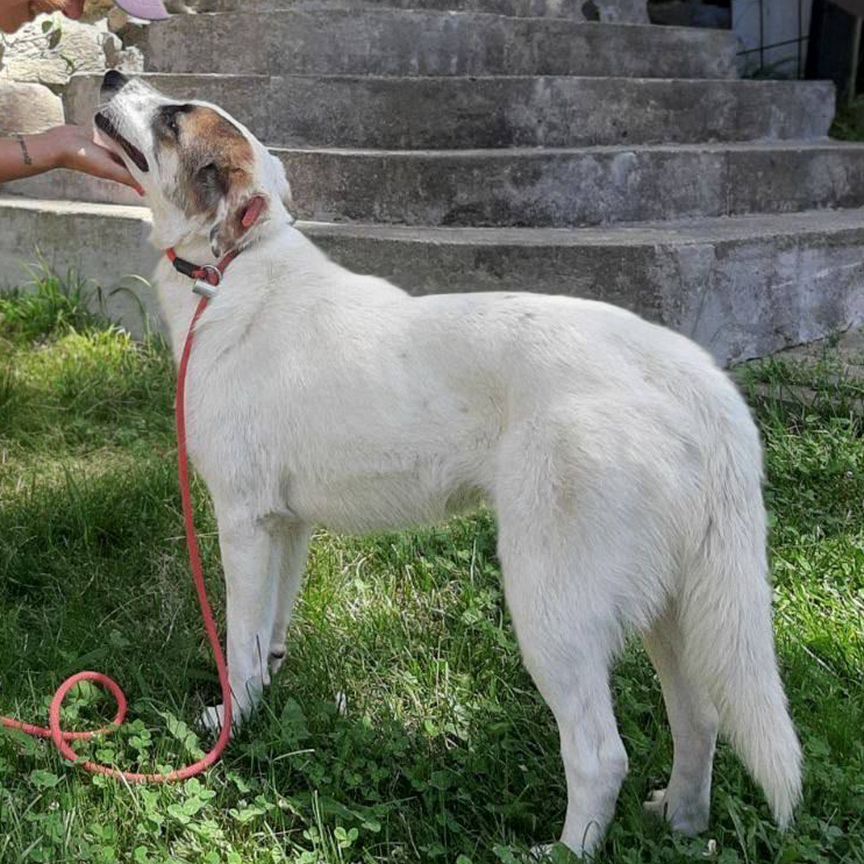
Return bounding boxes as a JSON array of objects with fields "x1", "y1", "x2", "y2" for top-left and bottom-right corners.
[
  {"x1": 266, "y1": 523, "x2": 313, "y2": 677},
  {"x1": 641, "y1": 608, "x2": 718, "y2": 835},
  {"x1": 498, "y1": 529, "x2": 628, "y2": 858}
]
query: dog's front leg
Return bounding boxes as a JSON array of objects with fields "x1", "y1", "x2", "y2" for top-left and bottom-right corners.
[
  {"x1": 266, "y1": 523, "x2": 313, "y2": 677},
  {"x1": 199, "y1": 509, "x2": 285, "y2": 734}
]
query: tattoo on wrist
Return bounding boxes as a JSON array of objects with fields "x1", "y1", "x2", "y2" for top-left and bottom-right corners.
[{"x1": 15, "y1": 134, "x2": 33, "y2": 167}]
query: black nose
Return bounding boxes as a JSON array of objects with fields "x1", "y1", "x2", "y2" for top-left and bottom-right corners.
[{"x1": 101, "y1": 70, "x2": 129, "y2": 97}]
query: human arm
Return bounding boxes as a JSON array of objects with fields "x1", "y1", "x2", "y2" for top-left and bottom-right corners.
[{"x1": 0, "y1": 125, "x2": 144, "y2": 193}]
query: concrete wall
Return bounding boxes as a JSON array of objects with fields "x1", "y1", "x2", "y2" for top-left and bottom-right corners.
[{"x1": 0, "y1": 198, "x2": 161, "y2": 336}]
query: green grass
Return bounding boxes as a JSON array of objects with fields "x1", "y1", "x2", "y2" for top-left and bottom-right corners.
[
  {"x1": 1, "y1": 277, "x2": 862, "y2": 864},
  {"x1": 831, "y1": 98, "x2": 864, "y2": 142}
]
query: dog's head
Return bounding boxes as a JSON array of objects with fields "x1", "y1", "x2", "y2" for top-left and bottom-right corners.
[{"x1": 94, "y1": 71, "x2": 292, "y2": 255}]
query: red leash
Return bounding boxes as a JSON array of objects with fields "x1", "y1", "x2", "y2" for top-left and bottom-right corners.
[{"x1": 1, "y1": 295, "x2": 233, "y2": 782}]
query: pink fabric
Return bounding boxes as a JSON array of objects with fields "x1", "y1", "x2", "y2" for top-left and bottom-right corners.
[{"x1": 114, "y1": 0, "x2": 169, "y2": 20}]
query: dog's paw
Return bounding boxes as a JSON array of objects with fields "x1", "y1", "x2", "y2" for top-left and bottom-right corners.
[
  {"x1": 268, "y1": 646, "x2": 287, "y2": 676},
  {"x1": 198, "y1": 703, "x2": 236, "y2": 737},
  {"x1": 526, "y1": 843, "x2": 576, "y2": 862},
  {"x1": 643, "y1": 788, "x2": 708, "y2": 836},
  {"x1": 643, "y1": 787, "x2": 669, "y2": 820}
]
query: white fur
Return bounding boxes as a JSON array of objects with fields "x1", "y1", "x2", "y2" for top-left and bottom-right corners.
[{"x1": 104, "y1": 80, "x2": 802, "y2": 857}]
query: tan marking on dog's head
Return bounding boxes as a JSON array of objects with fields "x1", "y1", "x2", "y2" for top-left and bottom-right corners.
[
  {"x1": 96, "y1": 76, "x2": 293, "y2": 252},
  {"x1": 150, "y1": 103, "x2": 268, "y2": 256},
  {"x1": 153, "y1": 107, "x2": 249, "y2": 211}
]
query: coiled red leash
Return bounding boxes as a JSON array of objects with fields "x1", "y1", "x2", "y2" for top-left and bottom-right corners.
[{"x1": 1, "y1": 291, "x2": 233, "y2": 782}]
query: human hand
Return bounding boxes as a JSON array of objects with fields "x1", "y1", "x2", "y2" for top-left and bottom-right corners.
[{"x1": 47, "y1": 124, "x2": 145, "y2": 195}]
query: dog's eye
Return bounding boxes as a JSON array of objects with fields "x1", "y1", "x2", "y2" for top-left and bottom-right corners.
[{"x1": 160, "y1": 105, "x2": 191, "y2": 137}]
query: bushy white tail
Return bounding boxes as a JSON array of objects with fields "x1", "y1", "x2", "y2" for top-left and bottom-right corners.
[{"x1": 679, "y1": 420, "x2": 802, "y2": 826}]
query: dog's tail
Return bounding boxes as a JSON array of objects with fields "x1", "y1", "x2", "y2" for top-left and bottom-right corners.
[{"x1": 678, "y1": 394, "x2": 802, "y2": 827}]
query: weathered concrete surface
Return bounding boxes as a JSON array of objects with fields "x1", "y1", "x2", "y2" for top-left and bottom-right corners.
[
  {"x1": 306, "y1": 214, "x2": 864, "y2": 366},
  {"x1": 0, "y1": 80, "x2": 63, "y2": 134},
  {"x1": 276, "y1": 142, "x2": 864, "y2": 227},
  {"x1": 63, "y1": 73, "x2": 836, "y2": 149},
  {"x1": 0, "y1": 198, "x2": 160, "y2": 334},
  {"x1": 194, "y1": 0, "x2": 646, "y2": 21},
  {"x1": 593, "y1": 0, "x2": 647, "y2": 22},
  {"x1": 8, "y1": 142, "x2": 864, "y2": 227},
  {"x1": 132, "y1": 10, "x2": 737, "y2": 78},
  {"x1": 3, "y1": 197, "x2": 863, "y2": 365}
]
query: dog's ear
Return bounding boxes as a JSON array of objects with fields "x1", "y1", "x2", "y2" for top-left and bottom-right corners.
[
  {"x1": 208, "y1": 188, "x2": 269, "y2": 258},
  {"x1": 267, "y1": 153, "x2": 293, "y2": 212}
]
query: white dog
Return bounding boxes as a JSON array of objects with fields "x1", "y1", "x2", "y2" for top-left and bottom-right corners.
[{"x1": 95, "y1": 71, "x2": 802, "y2": 856}]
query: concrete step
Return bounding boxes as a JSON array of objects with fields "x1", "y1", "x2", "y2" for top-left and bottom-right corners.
[
  {"x1": 272, "y1": 141, "x2": 864, "y2": 226},
  {"x1": 9, "y1": 142, "x2": 863, "y2": 227},
  {"x1": 189, "y1": 0, "x2": 596, "y2": 19},
  {"x1": 2, "y1": 197, "x2": 862, "y2": 365},
  {"x1": 130, "y1": 10, "x2": 737, "y2": 78},
  {"x1": 64, "y1": 73, "x2": 835, "y2": 150}
]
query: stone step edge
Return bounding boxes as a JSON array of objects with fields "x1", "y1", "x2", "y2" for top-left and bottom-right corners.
[
  {"x1": 126, "y1": 6, "x2": 722, "y2": 29},
  {"x1": 266, "y1": 139, "x2": 850, "y2": 157},
  {"x1": 4, "y1": 197, "x2": 862, "y2": 367},
  {"x1": 4, "y1": 196, "x2": 864, "y2": 246},
  {"x1": 66, "y1": 71, "x2": 832, "y2": 85}
]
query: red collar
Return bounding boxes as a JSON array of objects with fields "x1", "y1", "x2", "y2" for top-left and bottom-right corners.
[{"x1": 166, "y1": 247, "x2": 241, "y2": 297}]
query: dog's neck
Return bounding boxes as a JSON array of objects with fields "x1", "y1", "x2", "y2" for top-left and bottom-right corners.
[
  {"x1": 156, "y1": 213, "x2": 318, "y2": 354},
  {"x1": 168, "y1": 220, "x2": 270, "y2": 265},
  {"x1": 168, "y1": 234, "x2": 215, "y2": 268},
  {"x1": 154, "y1": 194, "x2": 295, "y2": 265}
]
